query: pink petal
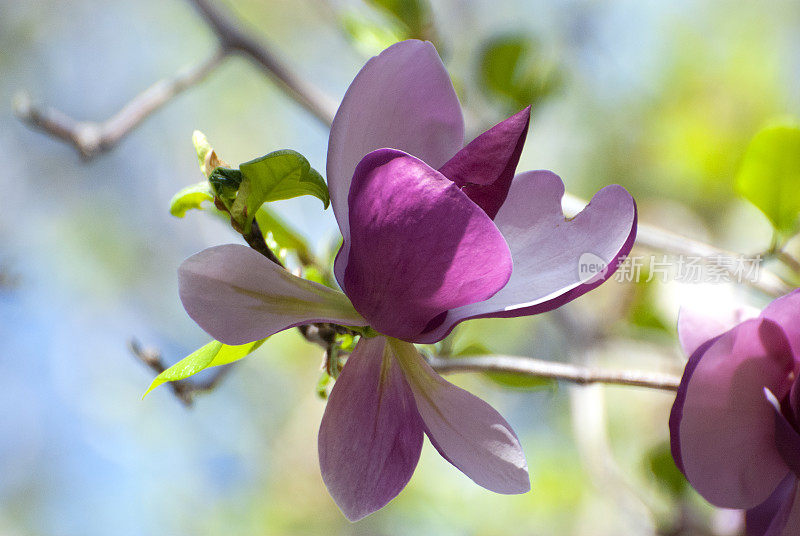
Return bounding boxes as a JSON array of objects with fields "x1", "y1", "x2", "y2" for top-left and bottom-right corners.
[
  {"x1": 678, "y1": 302, "x2": 760, "y2": 356},
  {"x1": 318, "y1": 336, "x2": 424, "y2": 522},
  {"x1": 339, "y1": 149, "x2": 512, "y2": 341},
  {"x1": 417, "y1": 170, "x2": 636, "y2": 343},
  {"x1": 438, "y1": 107, "x2": 531, "y2": 218},
  {"x1": 762, "y1": 289, "x2": 800, "y2": 357},
  {"x1": 389, "y1": 339, "x2": 530, "y2": 494},
  {"x1": 670, "y1": 318, "x2": 794, "y2": 509},
  {"x1": 178, "y1": 245, "x2": 367, "y2": 345},
  {"x1": 327, "y1": 39, "x2": 464, "y2": 267}
]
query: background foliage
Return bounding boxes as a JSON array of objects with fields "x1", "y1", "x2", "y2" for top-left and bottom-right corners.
[{"x1": 2, "y1": 0, "x2": 800, "y2": 534}]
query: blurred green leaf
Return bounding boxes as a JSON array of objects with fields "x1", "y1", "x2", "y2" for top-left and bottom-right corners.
[
  {"x1": 169, "y1": 182, "x2": 214, "y2": 218},
  {"x1": 454, "y1": 343, "x2": 556, "y2": 391},
  {"x1": 232, "y1": 150, "x2": 329, "y2": 232},
  {"x1": 736, "y1": 124, "x2": 800, "y2": 237},
  {"x1": 627, "y1": 267, "x2": 670, "y2": 334},
  {"x1": 365, "y1": 0, "x2": 430, "y2": 38},
  {"x1": 645, "y1": 442, "x2": 688, "y2": 497},
  {"x1": 143, "y1": 339, "x2": 265, "y2": 398},
  {"x1": 478, "y1": 34, "x2": 562, "y2": 112},
  {"x1": 341, "y1": 12, "x2": 405, "y2": 55}
]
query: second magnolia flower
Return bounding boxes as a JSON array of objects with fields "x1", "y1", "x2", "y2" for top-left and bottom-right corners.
[{"x1": 178, "y1": 39, "x2": 637, "y2": 520}]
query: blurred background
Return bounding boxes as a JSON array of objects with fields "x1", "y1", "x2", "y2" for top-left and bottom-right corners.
[{"x1": 1, "y1": 0, "x2": 799, "y2": 534}]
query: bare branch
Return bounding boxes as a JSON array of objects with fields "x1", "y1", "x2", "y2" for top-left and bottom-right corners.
[
  {"x1": 188, "y1": 0, "x2": 337, "y2": 125},
  {"x1": 129, "y1": 339, "x2": 234, "y2": 407},
  {"x1": 428, "y1": 354, "x2": 681, "y2": 391},
  {"x1": 14, "y1": 49, "x2": 226, "y2": 160}
]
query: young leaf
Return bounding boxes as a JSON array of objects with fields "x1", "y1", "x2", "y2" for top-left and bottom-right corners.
[
  {"x1": 143, "y1": 339, "x2": 265, "y2": 398},
  {"x1": 736, "y1": 124, "x2": 800, "y2": 237},
  {"x1": 169, "y1": 182, "x2": 214, "y2": 218},
  {"x1": 232, "y1": 150, "x2": 329, "y2": 231},
  {"x1": 193, "y1": 130, "x2": 227, "y2": 178}
]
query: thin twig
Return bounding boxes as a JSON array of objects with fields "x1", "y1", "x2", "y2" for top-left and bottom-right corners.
[
  {"x1": 14, "y1": 49, "x2": 226, "y2": 160},
  {"x1": 129, "y1": 339, "x2": 234, "y2": 407},
  {"x1": 188, "y1": 0, "x2": 337, "y2": 126},
  {"x1": 428, "y1": 354, "x2": 681, "y2": 391}
]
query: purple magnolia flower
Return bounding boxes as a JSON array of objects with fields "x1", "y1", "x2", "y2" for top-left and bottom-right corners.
[
  {"x1": 178, "y1": 40, "x2": 637, "y2": 520},
  {"x1": 670, "y1": 290, "x2": 800, "y2": 536}
]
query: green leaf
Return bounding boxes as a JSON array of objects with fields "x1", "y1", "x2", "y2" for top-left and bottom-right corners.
[
  {"x1": 478, "y1": 34, "x2": 562, "y2": 112},
  {"x1": 143, "y1": 339, "x2": 265, "y2": 398},
  {"x1": 254, "y1": 207, "x2": 312, "y2": 263},
  {"x1": 192, "y1": 130, "x2": 213, "y2": 170},
  {"x1": 231, "y1": 150, "x2": 329, "y2": 231},
  {"x1": 736, "y1": 123, "x2": 800, "y2": 237},
  {"x1": 645, "y1": 442, "x2": 688, "y2": 497},
  {"x1": 169, "y1": 181, "x2": 214, "y2": 218},
  {"x1": 192, "y1": 130, "x2": 227, "y2": 178},
  {"x1": 364, "y1": 0, "x2": 430, "y2": 38},
  {"x1": 454, "y1": 343, "x2": 556, "y2": 391}
]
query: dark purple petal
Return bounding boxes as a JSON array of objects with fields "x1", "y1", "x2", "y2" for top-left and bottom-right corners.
[
  {"x1": 746, "y1": 475, "x2": 798, "y2": 536},
  {"x1": 318, "y1": 336, "x2": 424, "y2": 522},
  {"x1": 339, "y1": 149, "x2": 512, "y2": 341},
  {"x1": 671, "y1": 318, "x2": 794, "y2": 509},
  {"x1": 327, "y1": 39, "x2": 464, "y2": 273},
  {"x1": 437, "y1": 107, "x2": 530, "y2": 218},
  {"x1": 762, "y1": 289, "x2": 800, "y2": 358},
  {"x1": 677, "y1": 302, "x2": 760, "y2": 356},
  {"x1": 389, "y1": 339, "x2": 530, "y2": 494},
  {"x1": 178, "y1": 245, "x2": 367, "y2": 345},
  {"x1": 417, "y1": 171, "x2": 636, "y2": 343},
  {"x1": 765, "y1": 388, "x2": 800, "y2": 479}
]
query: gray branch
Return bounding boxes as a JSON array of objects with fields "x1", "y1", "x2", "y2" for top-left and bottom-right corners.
[
  {"x1": 428, "y1": 354, "x2": 681, "y2": 391},
  {"x1": 14, "y1": 49, "x2": 226, "y2": 160}
]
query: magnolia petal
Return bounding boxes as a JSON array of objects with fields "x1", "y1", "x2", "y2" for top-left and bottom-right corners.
[
  {"x1": 671, "y1": 318, "x2": 794, "y2": 509},
  {"x1": 327, "y1": 39, "x2": 464, "y2": 256},
  {"x1": 418, "y1": 171, "x2": 636, "y2": 343},
  {"x1": 389, "y1": 339, "x2": 530, "y2": 494},
  {"x1": 438, "y1": 107, "x2": 531, "y2": 218},
  {"x1": 677, "y1": 302, "x2": 761, "y2": 356},
  {"x1": 746, "y1": 476, "x2": 798, "y2": 536},
  {"x1": 178, "y1": 244, "x2": 367, "y2": 345},
  {"x1": 765, "y1": 388, "x2": 800, "y2": 479},
  {"x1": 339, "y1": 149, "x2": 512, "y2": 341},
  {"x1": 762, "y1": 289, "x2": 800, "y2": 358},
  {"x1": 772, "y1": 485, "x2": 800, "y2": 536},
  {"x1": 318, "y1": 336, "x2": 424, "y2": 522}
]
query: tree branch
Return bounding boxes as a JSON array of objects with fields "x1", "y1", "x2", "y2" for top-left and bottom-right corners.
[
  {"x1": 428, "y1": 354, "x2": 681, "y2": 391},
  {"x1": 129, "y1": 339, "x2": 234, "y2": 407},
  {"x1": 188, "y1": 0, "x2": 337, "y2": 126},
  {"x1": 14, "y1": 49, "x2": 226, "y2": 160}
]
